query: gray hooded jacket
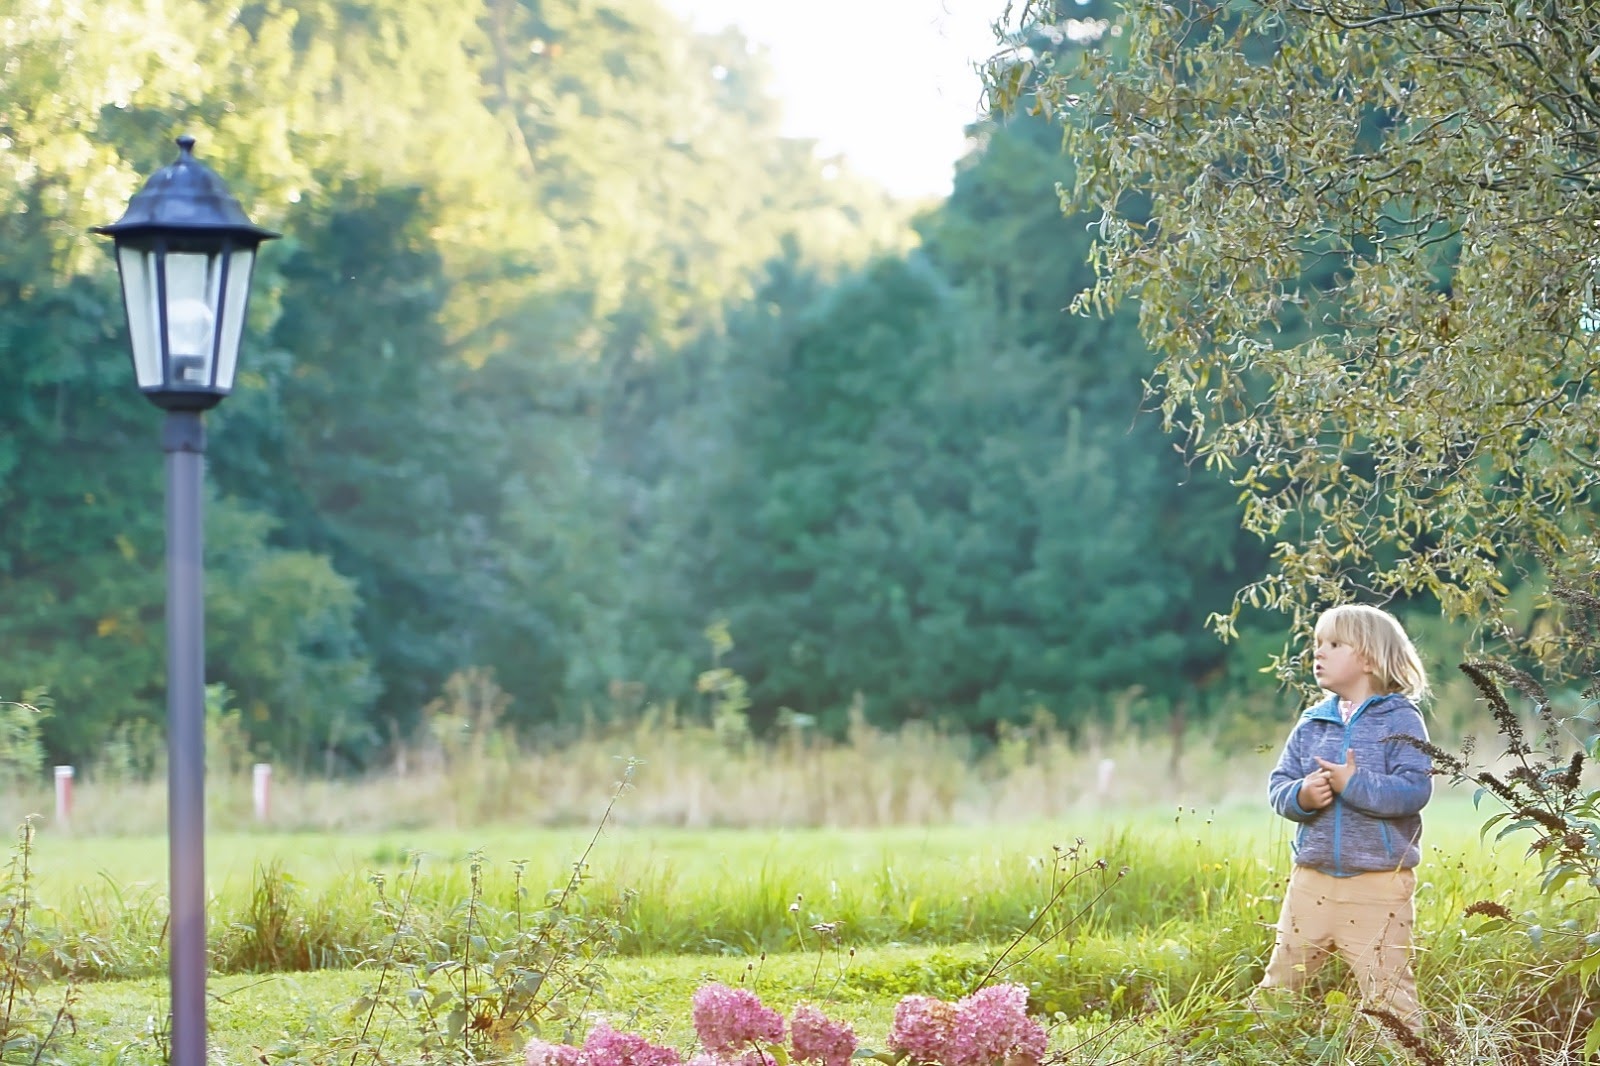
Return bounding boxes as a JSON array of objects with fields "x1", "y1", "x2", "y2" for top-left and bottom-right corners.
[{"x1": 1268, "y1": 693, "x2": 1432, "y2": 875}]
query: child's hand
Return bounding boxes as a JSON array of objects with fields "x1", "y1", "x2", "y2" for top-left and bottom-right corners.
[
  {"x1": 1314, "y1": 749, "x2": 1358, "y2": 793},
  {"x1": 1299, "y1": 770, "x2": 1334, "y2": 810}
]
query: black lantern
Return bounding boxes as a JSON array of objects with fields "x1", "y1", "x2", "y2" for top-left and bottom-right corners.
[{"x1": 93, "y1": 134, "x2": 279, "y2": 409}]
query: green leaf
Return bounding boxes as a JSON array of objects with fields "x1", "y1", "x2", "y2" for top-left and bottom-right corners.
[
  {"x1": 1478, "y1": 812, "x2": 1512, "y2": 841},
  {"x1": 853, "y1": 1050, "x2": 900, "y2": 1066}
]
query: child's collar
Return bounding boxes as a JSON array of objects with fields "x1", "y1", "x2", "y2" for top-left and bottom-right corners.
[{"x1": 1308, "y1": 693, "x2": 1392, "y2": 721}]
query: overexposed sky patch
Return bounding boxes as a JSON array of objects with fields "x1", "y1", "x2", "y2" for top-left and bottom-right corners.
[{"x1": 662, "y1": 0, "x2": 1004, "y2": 200}]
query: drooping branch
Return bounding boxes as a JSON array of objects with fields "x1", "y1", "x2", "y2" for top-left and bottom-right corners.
[{"x1": 985, "y1": 0, "x2": 1600, "y2": 650}]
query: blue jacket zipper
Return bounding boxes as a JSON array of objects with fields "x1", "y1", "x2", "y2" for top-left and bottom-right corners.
[{"x1": 1331, "y1": 696, "x2": 1380, "y2": 877}]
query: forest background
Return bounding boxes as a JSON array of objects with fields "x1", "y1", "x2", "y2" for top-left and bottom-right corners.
[{"x1": 0, "y1": 0, "x2": 1482, "y2": 785}]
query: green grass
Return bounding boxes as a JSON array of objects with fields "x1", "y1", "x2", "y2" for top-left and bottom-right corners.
[
  {"x1": 59, "y1": 948, "x2": 971, "y2": 1065},
  {"x1": 50, "y1": 909, "x2": 1589, "y2": 1065},
  {"x1": 7, "y1": 660, "x2": 1594, "y2": 1066},
  {"x1": 24, "y1": 791, "x2": 1527, "y2": 899},
  {"x1": 5, "y1": 672, "x2": 1589, "y2": 1061},
  {"x1": 20, "y1": 793, "x2": 1551, "y2": 979},
  {"x1": 18, "y1": 788, "x2": 1589, "y2": 1064}
]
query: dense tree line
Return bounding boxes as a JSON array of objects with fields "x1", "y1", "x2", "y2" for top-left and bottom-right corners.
[{"x1": 0, "y1": 0, "x2": 1267, "y2": 769}]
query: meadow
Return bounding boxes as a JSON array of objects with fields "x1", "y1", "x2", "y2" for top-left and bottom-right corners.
[{"x1": 3, "y1": 704, "x2": 1595, "y2": 1065}]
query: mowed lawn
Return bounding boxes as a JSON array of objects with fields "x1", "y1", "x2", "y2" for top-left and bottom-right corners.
[{"x1": 29, "y1": 791, "x2": 1512, "y2": 906}]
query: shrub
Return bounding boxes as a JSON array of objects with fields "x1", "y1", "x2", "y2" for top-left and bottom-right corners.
[{"x1": 1401, "y1": 573, "x2": 1600, "y2": 1058}]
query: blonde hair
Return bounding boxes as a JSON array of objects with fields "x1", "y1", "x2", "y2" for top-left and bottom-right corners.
[{"x1": 1314, "y1": 604, "x2": 1431, "y2": 703}]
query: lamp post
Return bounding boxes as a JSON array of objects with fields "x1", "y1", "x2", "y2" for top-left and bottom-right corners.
[{"x1": 93, "y1": 135, "x2": 278, "y2": 1066}]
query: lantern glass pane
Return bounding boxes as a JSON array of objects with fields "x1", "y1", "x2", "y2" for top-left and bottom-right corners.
[
  {"x1": 115, "y1": 246, "x2": 164, "y2": 388},
  {"x1": 163, "y1": 252, "x2": 220, "y2": 387},
  {"x1": 213, "y1": 246, "x2": 256, "y2": 392}
]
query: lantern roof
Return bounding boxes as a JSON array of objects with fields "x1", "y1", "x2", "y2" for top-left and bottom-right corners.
[{"x1": 93, "y1": 135, "x2": 280, "y2": 242}]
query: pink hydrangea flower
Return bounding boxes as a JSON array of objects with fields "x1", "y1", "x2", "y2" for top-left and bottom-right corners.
[
  {"x1": 525, "y1": 1038, "x2": 583, "y2": 1066},
  {"x1": 691, "y1": 983, "x2": 785, "y2": 1054},
  {"x1": 582, "y1": 1022, "x2": 684, "y2": 1066},
  {"x1": 887, "y1": 994, "x2": 957, "y2": 1064},
  {"x1": 946, "y1": 985, "x2": 1047, "y2": 1066},
  {"x1": 790, "y1": 1004, "x2": 856, "y2": 1066}
]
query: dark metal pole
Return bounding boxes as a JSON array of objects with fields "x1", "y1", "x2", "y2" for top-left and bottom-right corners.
[{"x1": 163, "y1": 409, "x2": 207, "y2": 1066}]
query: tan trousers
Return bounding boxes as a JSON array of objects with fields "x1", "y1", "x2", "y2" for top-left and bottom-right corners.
[{"x1": 1258, "y1": 865, "x2": 1422, "y2": 1031}]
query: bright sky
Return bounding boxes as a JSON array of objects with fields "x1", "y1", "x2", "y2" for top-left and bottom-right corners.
[{"x1": 661, "y1": 0, "x2": 1004, "y2": 200}]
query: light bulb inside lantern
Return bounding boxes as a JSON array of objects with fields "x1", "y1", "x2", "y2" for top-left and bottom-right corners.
[{"x1": 167, "y1": 297, "x2": 215, "y2": 382}]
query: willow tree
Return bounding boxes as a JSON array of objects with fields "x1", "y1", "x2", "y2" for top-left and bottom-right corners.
[{"x1": 986, "y1": 0, "x2": 1600, "y2": 667}]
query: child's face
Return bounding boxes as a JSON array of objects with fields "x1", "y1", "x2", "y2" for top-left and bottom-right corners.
[{"x1": 1312, "y1": 628, "x2": 1373, "y2": 699}]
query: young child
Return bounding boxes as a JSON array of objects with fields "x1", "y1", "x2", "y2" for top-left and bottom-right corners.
[{"x1": 1257, "y1": 603, "x2": 1433, "y2": 1033}]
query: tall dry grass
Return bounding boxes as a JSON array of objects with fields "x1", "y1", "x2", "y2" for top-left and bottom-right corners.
[
  {"x1": 2, "y1": 660, "x2": 1520, "y2": 836},
  {"x1": 7, "y1": 717, "x2": 1280, "y2": 837}
]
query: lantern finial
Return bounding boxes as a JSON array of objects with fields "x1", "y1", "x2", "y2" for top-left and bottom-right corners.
[{"x1": 93, "y1": 136, "x2": 279, "y2": 240}]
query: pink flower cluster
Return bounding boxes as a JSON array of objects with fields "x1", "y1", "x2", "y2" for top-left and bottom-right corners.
[
  {"x1": 523, "y1": 984, "x2": 812, "y2": 1066},
  {"x1": 691, "y1": 983, "x2": 786, "y2": 1054},
  {"x1": 886, "y1": 996, "x2": 958, "y2": 1065},
  {"x1": 789, "y1": 1003, "x2": 857, "y2": 1066},
  {"x1": 888, "y1": 984, "x2": 1046, "y2": 1066},
  {"x1": 528, "y1": 982, "x2": 1043, "y2": 1066},
  {"x1": 526, "y1": 1022, "x2": 682, "y2": 1066}
]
